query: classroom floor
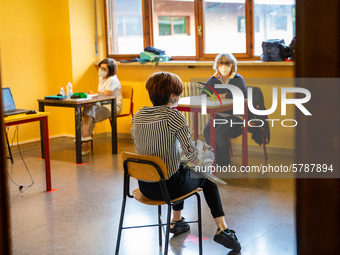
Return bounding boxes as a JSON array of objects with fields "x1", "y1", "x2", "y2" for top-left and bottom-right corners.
[{"x1": 6, "y1": 136, "x2": 296, "y2": 255}]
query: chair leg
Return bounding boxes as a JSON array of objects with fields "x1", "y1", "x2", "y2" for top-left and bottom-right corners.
[
  {"x1": 260, "y1": 129, "x2": 268, "y2": 160},
  {"x1": 164, "y1": 205, "x2": 172, "y2": 255},
  {"x1": 115, "y1": 196, "x2": 127, "y2": 255},
  {"x1": 228, "y1": 136, "x2": 233, "y2": 156},
  {"x1": 196, "y1": 193, "x2": 203, "y2": 255},
  {"x1": 90, "y1": 136, "x2": 93, "y2": 151},
  {"x1": 158, "y1": 205, "x2": 162, "y2": 246}
]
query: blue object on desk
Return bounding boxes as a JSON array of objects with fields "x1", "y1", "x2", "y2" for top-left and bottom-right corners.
[{"x1": 44, "y1": 95, "x2": 67, "y2": 100}]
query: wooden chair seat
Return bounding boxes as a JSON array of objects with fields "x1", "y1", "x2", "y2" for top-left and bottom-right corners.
[{"x1": 132, "y1": 188, "x2": 202, "y2": 206}]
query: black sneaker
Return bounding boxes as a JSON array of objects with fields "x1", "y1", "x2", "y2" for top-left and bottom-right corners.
[
  {"x1": 213, "y1": 228, "x2": 241, "y2": 251},
  {"x1": 169, "y1": 217, "x2": 190, "y2": 235}
]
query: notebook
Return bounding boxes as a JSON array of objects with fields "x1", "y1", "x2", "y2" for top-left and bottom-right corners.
[{"x1": 2, "y1": 87, "x2": 31, "y2": 117}]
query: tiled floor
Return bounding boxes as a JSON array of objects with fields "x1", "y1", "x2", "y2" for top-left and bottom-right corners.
[{"x1": 6, "y1": 136, "x2": 296, "y2": 255}]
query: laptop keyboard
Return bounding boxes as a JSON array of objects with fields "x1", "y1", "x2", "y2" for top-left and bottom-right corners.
[{"x1": 4, "y1": 109, "x2": 30, "y2": 117}]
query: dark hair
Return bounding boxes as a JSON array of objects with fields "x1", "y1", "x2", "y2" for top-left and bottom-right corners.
[
  {"x1": 146, "y1": 72, "x2": 183, "y2": 106},
  {"x1": 99, "y1": 58, "x2": 117, "y2": 77}
]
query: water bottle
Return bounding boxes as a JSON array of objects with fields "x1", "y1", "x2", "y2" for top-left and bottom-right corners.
[
  {"x1": 66, "y1": 82, "x2": 73, "y2": 99},
  {"x1": 60, "y1": 87, "x2": 65, "y2": 96}
]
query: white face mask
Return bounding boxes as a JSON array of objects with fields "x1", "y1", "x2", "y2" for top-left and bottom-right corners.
[
  {"x1": 99, "y1": 69, "x2": 108, "y2": 77},
  {"x1": 170, "y1": 96, "x2": 180, "y2": 107},
  {"x1": 218, "y1": 65, "x2": 231, "y2": 76}
]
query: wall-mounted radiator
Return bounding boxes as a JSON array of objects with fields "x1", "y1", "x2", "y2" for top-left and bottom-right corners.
[{"x1": 180, "y1": 82, "x2": 210, "y2": 137}]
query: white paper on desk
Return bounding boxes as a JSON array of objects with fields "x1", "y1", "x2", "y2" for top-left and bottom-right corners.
[{"x1": 87, "y1": 94, "x2": 98, "y2": 99}]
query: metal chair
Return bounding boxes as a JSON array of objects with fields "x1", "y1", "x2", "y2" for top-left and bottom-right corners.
[
  {"x1": 115, "y1": 152, "x2": 203, "y2": 255},
  {"x1": 228, "y1": 121, "x2": 268, "y2": 160},
  {"x1": 90, "y1": 85, "x2": 134, "y2": 150}
]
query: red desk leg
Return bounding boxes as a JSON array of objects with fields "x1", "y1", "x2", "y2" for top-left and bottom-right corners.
[
  {"x1": 42, "y1": 116, "x2": 51, "y2": 191},
  {"x1": 194, "y1": 113, "x2": 198, "y2": 140},
  {"x1": 209, "y1": 112, "x2": 216, "y2": 168},
  {"x1": 242, "y1": 102, "x2": 248, "y2": 167}
]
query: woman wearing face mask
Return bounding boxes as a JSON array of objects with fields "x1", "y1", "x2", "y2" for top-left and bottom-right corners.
[
  {"x1": 132, "y1": 72, "x2": 241, "y2": 251},
  {"x1": 81, "y1": 58, "x2": 123, "y2": 155},
  {"x1": 201, "y1": 53, "x2": 247, "y2": 167}
]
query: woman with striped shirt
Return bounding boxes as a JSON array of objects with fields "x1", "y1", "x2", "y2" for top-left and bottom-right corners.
[{"x1": 131, "y1": 72, "x2": 241, "y2": 251}]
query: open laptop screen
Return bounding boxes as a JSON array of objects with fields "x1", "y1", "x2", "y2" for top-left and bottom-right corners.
[{"x1": 2, "y1": 87, "x2": 17, "y2": 111}]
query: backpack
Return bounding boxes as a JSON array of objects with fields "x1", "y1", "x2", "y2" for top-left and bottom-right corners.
[
  {"x1": 279, "y1": 37, "x2": 296, "y2": 60},
  {"x1": 261, "y1": 39, "x2": 285, "y2": 61}
]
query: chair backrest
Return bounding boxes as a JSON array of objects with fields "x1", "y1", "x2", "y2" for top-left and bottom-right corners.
[
  {"x1": 122, "y1": 152, "x2": 168, "y2": 182},
  {"x1": 120, "y1": 85, "x2": 134, "y2": 117},
  {"x1": 121, "y1": 85, "x2": 133, "y2": 100}
]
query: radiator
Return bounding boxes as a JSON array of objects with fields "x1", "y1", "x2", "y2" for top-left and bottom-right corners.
[{"x1": 180, "y1": 82, "x2": 210, "y2": 136}]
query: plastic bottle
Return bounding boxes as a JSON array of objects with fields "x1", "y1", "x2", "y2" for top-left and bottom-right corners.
[
  {"x1": 60, "y1": 87, "x2": 65, "y2": 96},
  {"x1": 66, "y1": 82, "x2": 73, "y2": 99}
]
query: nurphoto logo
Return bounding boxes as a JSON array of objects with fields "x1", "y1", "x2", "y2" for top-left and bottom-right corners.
[{"x1": 198, "y1": 84, "x2": 312, "y2": 128}]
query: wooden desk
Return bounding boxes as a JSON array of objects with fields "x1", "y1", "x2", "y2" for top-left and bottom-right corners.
[
  {"x1": 38, "y1": 96, "x2": 117, "y2": 164},
  {"x1": 176, "y1": 96, "x2": 248, "y2": 167},
  {"x1": 4, "y1": 112, "x2": 52, "y2": 191}
]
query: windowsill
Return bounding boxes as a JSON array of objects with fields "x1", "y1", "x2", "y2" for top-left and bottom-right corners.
[{"x1": 94, "y1": 60, "x2": 294, "y2": 67}]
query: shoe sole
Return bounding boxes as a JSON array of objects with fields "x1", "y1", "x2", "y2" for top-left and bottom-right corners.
[
  {"x1": 214, "y1": 235, "x2": 241, "y2": 251},
  {"x1": 169, "y1": 226, "x2": 190, "y2": 235}
]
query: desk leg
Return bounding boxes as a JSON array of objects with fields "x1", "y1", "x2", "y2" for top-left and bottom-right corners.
[
  {"x1": 242, "y1": 102, "x2": 248, "y2": 167},
  {"x1": 5, "y1": 130, "x2": 13, "y2": 164},
  {"x1": 42, "y1": 116, "x2": 52, "y2": 191},
  {"x1": 75, "y1": 107, "x2": 82, "y2": 164},
  {"x1": 194, "y1": 113, "x2": 198, "y2": 141},
  {"x1": 39, "y1": 103, "x2": 45, "y2": 159},
  {"x1": 209, "y1": 113, "x2": 216, "y2": 168},
  {"x1": 111, "y1": 99, "x2": 117, "y2": 154}
]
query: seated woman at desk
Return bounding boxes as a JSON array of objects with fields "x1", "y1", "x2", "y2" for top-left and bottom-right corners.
[
  {"x1": 131, "y1": 72, "x2": 241, "y2": 251},
  {"x1": 201, "y1": 53, "x2": 247, "y2": 167},
  {"x1": 81, "y1": 58, "x2": 122, "y2": 155}
]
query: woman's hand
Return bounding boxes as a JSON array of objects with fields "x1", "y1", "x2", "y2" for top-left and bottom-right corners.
[{"x1": 192, "y1": 157, "x2": 200, "y2": 165}]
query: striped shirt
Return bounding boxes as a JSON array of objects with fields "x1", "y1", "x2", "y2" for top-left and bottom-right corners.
[{"x1": 131, "y1": 105, "x2": 197, "y2": 178}]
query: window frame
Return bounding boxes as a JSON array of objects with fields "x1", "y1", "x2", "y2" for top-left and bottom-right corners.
[{"x1": 104, "y1": 0, "x2": 260, "y2": 61}]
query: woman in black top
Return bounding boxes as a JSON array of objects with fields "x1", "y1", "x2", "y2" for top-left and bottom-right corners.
[{"x1": 201, "y1": 53, "x2": 247, "y2": 167}]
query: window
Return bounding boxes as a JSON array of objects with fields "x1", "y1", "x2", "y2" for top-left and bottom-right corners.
[
  {"x1": 254, "y1": 0, "x2": 296, "y2": 56},
  {"x1": 238, "y1": 16, "x2": 246, "y2": 33},
  {"x1": 158, "y1": 16, "x2": 189, "y2": 36},
  {"x1": 106, "y1": 0, "x2": 144, "y2": 55},
  {"x1": 153, "y1": 0, "x2": 195, "y2": 56},
  {"x1": 105, "y1": 0, "x2": 296, "y2": 60}
]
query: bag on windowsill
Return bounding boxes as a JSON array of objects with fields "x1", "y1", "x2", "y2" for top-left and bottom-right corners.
[
  {"x1": 140, "y1": 51, "x2": 171, "y2": 64},
  {"x1": 261, "y1": 39, "x2": 285, "y2": 61},
  {"x1": 140, "y1": 46, "x2": 171, "y2": 64}
]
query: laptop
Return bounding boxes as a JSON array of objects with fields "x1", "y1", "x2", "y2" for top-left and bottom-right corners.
[{"x1": 2, "y1": 87, "x2": 31, "y2": 117}]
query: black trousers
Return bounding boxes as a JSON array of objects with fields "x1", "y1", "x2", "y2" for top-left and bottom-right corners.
[{"x1": 139, "y1": 166, "x2": 225, "y2": 218}]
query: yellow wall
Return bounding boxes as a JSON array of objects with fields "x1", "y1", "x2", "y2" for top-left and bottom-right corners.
[
  {"x1": 0, "y1": 0, "x2": 108, "y2": 141},
  {"x1": 0, "y1": 0, "x2": 73, "y2": 141},
  {"x1": 0, "y1": 0, "x2": 295, "y2": 150}
]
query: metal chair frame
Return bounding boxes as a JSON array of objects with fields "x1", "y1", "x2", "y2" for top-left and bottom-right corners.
[
  {"x1": 228, "y1": 122, "x2": 268, "y2": 160},
  {"x1": 115, "y1": 154, "x2": 203, "y2": 255}
]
